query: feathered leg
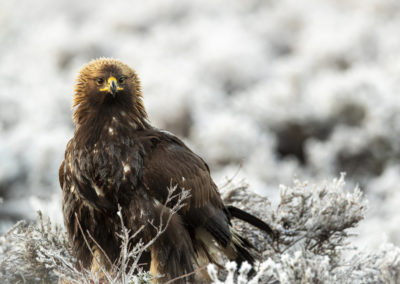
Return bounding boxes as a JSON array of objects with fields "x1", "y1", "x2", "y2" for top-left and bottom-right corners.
[{"x1": 149, "y1": 205, "x2": 195, "y2": 283}]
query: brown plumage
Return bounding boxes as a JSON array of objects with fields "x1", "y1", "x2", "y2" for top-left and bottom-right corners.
[{"x1": 59, "y1": 58, "x2": 272, "y2": 283}]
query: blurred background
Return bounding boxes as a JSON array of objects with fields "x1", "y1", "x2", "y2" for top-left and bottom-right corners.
[{"x1": 1, "y1": 0, "x2": 400, "y2": 251}]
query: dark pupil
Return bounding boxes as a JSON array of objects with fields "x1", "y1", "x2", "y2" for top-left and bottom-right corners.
[
  {"x1": 119, "y1": 77, "x2": 125, "y2": 83},
  {"x1": 97, "y1": 78, "x2": 104, "y2": 84}
]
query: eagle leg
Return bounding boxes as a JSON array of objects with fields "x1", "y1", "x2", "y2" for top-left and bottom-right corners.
[
  {"x1": 90, "y1": 249, "x2": 106, "y2": 281},
  {"x1": 149, "y1": 205, "x2": 196, "y2": 283}
]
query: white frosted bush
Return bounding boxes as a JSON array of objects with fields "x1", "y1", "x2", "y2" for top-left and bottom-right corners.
[
  {"x1": 1, "y1": 176, "x2": 399, "y2": 283},
  {"x1": 209, "y1": 175, "x2": 400, "y2": 284},
  {"x1": 2, "y1": 0, "x2": 400, "y2": 253}
]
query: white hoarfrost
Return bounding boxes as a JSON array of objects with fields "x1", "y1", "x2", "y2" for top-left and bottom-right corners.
[
  {"x1": 2, "y1": 177, "x2": 399, "y2": 283},
  {"x1": 1, "y1": 0, "x2": 400, "y2": 281},
  {"x1": 209, "y1": 176, "x2": 399, "y2": 284}
]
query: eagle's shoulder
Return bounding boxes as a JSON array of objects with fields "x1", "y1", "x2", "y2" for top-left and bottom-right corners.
[{"x1": 138, "y1": 128, "x2": 223, "y2": 210}]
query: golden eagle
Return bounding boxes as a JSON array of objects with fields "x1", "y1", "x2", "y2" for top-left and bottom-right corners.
[{"x1": 59, "y1": 58, "x2": 272, "y2": 283}]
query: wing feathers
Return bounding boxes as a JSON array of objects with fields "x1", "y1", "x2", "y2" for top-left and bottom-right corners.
[{"x1": 141, "y1": 132, "x2": 223, "y2": 212}]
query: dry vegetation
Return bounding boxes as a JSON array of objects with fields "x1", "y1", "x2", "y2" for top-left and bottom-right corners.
[{"x1": 1, "y1": 176, "x2": 399, "y2": 283}]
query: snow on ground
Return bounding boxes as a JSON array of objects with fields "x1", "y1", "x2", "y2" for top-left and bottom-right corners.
[{"x1": 1, "y1": 0, "x2": 400, "y2": 250}]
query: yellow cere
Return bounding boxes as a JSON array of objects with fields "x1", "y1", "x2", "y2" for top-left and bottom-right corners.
[{"x1": 99, "y1": 76, "x2": 124, "y2": 92}]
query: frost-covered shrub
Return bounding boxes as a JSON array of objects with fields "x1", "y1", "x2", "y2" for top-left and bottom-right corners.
[
  {"x1": 0, "y1": 186, "x2": 189, "y2": 284},
  {"x1": 0, "y1": 212, "x2": 153, "y2": 284},
  {"x1": 271, "y1": 174, "x2": 365, "y2": 257},
  {"x1": 210, "y1": 175, "x2": 400, "y2": 284},
  {"x1": 2, "y1": 176, "x2": 400, "y2": 283},
  {"x1": 0, "y1": 213, "x2": 75, "y2": 283}
]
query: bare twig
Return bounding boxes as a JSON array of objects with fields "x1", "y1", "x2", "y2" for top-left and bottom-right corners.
[
  {"x1": 86, "y1": 230, "x2": 113, "y2": 268},
  {"x1": 131, "y1": 186, "x2": 191, "y2": 273},
  {"x1": 218, "y1": 165, "x2": 243, "y2": 190}
]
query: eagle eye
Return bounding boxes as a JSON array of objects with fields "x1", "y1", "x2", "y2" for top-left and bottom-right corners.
[
  {"x1": 118, "y1": 76, "x2": 127, "y2": 84},
  {"x1": 96, "y1": 78, "x2": 105, "y2": 85}
]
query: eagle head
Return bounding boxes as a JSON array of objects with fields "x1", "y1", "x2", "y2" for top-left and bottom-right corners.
[{"x1": 72, "y1": 58, "x2": 148, "y2": 127}]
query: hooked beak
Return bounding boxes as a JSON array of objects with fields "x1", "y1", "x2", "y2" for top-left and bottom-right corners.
[
  {"x1": 109, "y1": 79, "x2": 117, "y2": 97},
  {"x1": 99, "y1": 76, "x2": 123, "y2": 98}
]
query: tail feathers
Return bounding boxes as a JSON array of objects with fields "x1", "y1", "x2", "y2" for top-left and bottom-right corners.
[
  {"x1": 230, "y1": 230, "x2": 256, "y2": 266},
  {"x1": 195, "y1": 227, "x2": 255, "y2": 268},
  {"x1": 227, "y1": 205, "x2": 274, "y2": 236}
]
